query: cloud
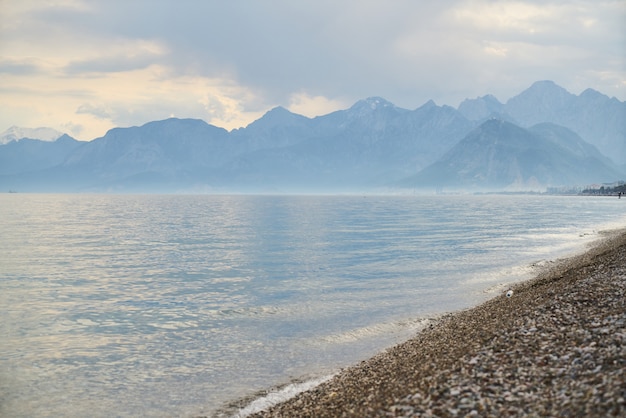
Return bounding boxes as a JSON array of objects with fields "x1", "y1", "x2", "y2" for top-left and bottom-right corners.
[
  {"x1": 63, "y1": 39, "x2": 168, "y2": 75},
  {"x1": 287, "y1": 92, "x2": 350, "y2": 118},
  {"x1": 0, "y1": 57, "x2": 47, "y2": 75},
  {"x1": 76, "y1": 103, "x2": 112, "y2": 119},
  {"x1": 483, "y1": 43, "x2": 509, "y2": 57},
  {"x1": 0, "y1": 0, "x2": 624, "y2": 139}
]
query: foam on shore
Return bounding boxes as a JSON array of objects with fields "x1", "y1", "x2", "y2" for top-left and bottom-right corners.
[{"x1": 232, "y1": 375, "x2": 335, "y2": 417}]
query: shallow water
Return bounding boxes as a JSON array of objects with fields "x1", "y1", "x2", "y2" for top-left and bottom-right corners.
[{"x1": 0, "y1": 194, "x2": 624, "y2": 417}]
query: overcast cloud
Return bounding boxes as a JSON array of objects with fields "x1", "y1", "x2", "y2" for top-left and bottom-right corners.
[{"x1": 1, "y1": 0, "x2": 624, "y2": 140}]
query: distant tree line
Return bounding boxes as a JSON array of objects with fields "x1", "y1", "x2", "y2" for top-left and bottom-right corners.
[{"x1": 580, "y1": 182, "x2": 626, "y2": 196}]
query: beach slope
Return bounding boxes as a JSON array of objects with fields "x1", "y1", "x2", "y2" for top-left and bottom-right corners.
[{"x1": 251, "y1": 231, "x2": 626, "y2": 417}]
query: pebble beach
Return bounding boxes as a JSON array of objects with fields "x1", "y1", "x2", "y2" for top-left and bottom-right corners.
[{"x1": 244, "y1": 230, "x2": 626, "y2": 417}]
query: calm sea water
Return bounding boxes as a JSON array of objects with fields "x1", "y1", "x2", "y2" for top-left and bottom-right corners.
[{"x1": 1, "y1": 194, "x2": 624, "y2": 417}]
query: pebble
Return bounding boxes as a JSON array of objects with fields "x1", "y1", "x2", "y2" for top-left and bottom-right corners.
[{"x1": 247, "y1": 231, "x2": 626, "y2": 418}]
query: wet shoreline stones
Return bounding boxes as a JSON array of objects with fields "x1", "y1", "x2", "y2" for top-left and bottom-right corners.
[{"x1": 251, "y1": 231, "x2": 626, "y2": 417}]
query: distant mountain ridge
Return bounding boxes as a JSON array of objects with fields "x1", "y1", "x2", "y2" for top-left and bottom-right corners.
[
  {"x1": 0, "y1": 134, "x2": 82, "y2": 176},
  {"x1": 401, "y1": 120, "x2": 623, "y2": 191},
  {"x1": 458, "y1": 80, "x2": 626, "y2": 164},
  {"x1": 1, "y1": 81, "x2": 624, "y2": 192}
]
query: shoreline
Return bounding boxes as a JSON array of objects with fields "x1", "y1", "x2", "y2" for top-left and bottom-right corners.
[{"x1": 236, "y1": 229, "x2": 626, "y2": 417}]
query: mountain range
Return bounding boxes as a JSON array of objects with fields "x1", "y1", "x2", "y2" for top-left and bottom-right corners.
[
  {"x1": 1, "y1": 81, "x2": 624, "y2": 193},
  {"x1": 401, "y1": 120, "x2": 623, "y2": 191}
]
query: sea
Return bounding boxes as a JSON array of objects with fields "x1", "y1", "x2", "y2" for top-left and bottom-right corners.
[{"x1": 1, "y1": 193, "x2": 624, "y2": 417}]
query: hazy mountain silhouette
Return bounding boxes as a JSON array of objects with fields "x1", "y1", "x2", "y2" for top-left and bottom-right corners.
[
  {"x1": 459, "y1": 80, "x2": 626, "y2": 165},
  {"x1": 0, "y1": 81, "x2": 623, "y2": 192},
  {"x1": 401, "y1": 119, "x2": 623, "y2": 191},
  {"x1": 0, "y1": 134, "x2": 82, "y2": 176}
]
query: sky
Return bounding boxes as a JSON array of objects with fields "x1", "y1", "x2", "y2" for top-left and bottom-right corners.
[{"x1": 1, "y1": 0, "x2": 624, "y2": 141}]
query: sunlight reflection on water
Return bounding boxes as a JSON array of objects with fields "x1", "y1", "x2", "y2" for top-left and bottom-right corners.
[{"x1": 0, "y1": 194, "x2": 624, "y2": 417}]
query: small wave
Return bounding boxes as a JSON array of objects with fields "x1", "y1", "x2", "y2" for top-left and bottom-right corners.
[
  {"x1": 317, "y1": 317, "x2": 435, "y2": 345},
  {"x1": 232, "y1": 374, "x2": 335, "y2": 417}
]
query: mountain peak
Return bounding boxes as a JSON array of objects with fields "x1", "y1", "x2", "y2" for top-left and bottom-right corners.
[
  {"x1": 475, "y1": 118, "x2": 524, "y2": 136},
  {"x1": 143, "y1": 117, "x2": 213, "y2": 129},
  {"x1": 579, "y1": 88, "x2": 608, "y2": 101},
  {"x1": 523, "y1": 80, "x2": 571, "y2": 96},
  {"x1": 508, "y1": 80, "x2": 573, "y2": 104},
  {"x1": 245, "y1": 106, "x2": 309, "y2": 130},
  {"x1": 457, "y1": 94, "x2": 504, "y2": 120},
  {"x1": 420, "y1": 99, "x2": 437, "y2": 109},
  {"x1": 350, "y1": 97, "x2": 395, "y2": 112},
  {"x1": 529, "y1": 79, "x2": 559, "y2": 89},
  {"x1": 365, "y1": 96, "x2": 394, "y2": 108},
  {"x1": 265, "y1": 106, "x2": 292, "y2": 116},
  {"x1": 504, "y1": 80, "x2": 575, "y2": 126}
]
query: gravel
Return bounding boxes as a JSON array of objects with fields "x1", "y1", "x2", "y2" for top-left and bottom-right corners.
[{"x1": 247, "y1": 230, "x2": 626, "y2": 417}]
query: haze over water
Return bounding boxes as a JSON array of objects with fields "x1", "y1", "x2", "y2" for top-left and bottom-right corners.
[{"x1": 1, "y1": 194, "x2": 624, "y2": 417}]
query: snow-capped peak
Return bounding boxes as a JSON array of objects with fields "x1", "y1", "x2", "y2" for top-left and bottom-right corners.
[
  {"x1": 360, "y1": 97, "x2": 394, "y2": 109},
  {"x1": 0, "y1": 126, "x2": 65, "y2": 144},
  {"x1": 348, "y1": 97, "x2": 396, "y2": 115}
]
